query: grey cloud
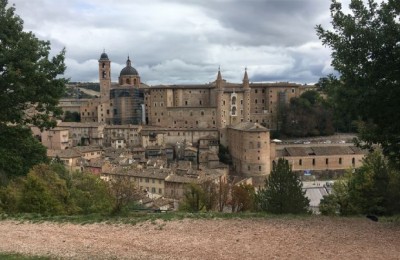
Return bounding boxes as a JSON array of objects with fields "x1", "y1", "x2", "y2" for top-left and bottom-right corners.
[{"x1": 8, "y1": 0, "x2": 337, "y2": 84}]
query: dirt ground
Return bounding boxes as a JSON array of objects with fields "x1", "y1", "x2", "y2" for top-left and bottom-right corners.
[{"x1": 0, "y1": 217, "x2": 399, "y2": 259}]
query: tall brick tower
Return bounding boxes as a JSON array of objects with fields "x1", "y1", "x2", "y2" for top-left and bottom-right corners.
[{"x1": 99, "y1": 50, "x2": 111, "y2": 102}]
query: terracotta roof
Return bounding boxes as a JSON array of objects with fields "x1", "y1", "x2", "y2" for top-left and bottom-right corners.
[
  {"x1": 47, "y1": 149, "x2": 81, "y2": 158},
  {"x1": 228, "y1": 122, "x2": 268, "y2": 132},
  {"x1": 58, "y1": 122, "x2": 104, "y2": 128},
  {"x1": 73, "y1": 146, "x2": 103, "y2": 153},
  {"x1": 284, "y1": 146, "x2": 366, "y2": 157}
]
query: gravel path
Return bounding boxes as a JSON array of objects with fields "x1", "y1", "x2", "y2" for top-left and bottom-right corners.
[{"x1": 1, "y1": 217, "x2": 399, "y2": 259}]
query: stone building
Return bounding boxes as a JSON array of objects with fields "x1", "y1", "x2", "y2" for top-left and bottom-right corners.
[
  {"x1": 58, "y1": 52, "x2": 369, "y2": 180},
  {"x1": 80, "y1": 52, "x2": 145, "y2": 125}
]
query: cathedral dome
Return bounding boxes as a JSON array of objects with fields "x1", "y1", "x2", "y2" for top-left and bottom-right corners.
[
  {"x1": 99, "y1": 51, "x2": 109, "y2": 60},
  {"x1": 120, "y1": 56, "x2": 138, "y2": 76}
]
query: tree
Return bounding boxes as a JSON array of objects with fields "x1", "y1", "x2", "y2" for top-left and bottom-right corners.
[
  {"x1": 0, "y1": 125, "x2": 48, "y2": 182},
  {"x1": 180, "y1": 182, "x2": 205, "y2": 212},
  {"x1": 0, "y1": 0, "x2": 66, "y2": 128},
  {"x1": 281, "y1": 90, "x2": 335, "y2": 137},
  {"x1": 18, "y1": 164, "x2": 70, "y2": 215},
  {"x1": 316, "y1": 0, "x2": 400, "y2": 165},
  {"x1": 0, "y1": 0, "x2": 66, "y2": 179},
  {"x1": 108, "y1": 175, "x2": 140, "y2": 214},
  {"x1": 231, "y1": 183, "x2": 255, "y2": 212},
  {"x1": 69, "y1": 171, "x2": 114, "y2": 214},
  {"x1": 257, "y1": 158, "x2": 310, "y2": 214},
  {"x1": 322, "y1": 152, "x2": 400, "y2": 216}
]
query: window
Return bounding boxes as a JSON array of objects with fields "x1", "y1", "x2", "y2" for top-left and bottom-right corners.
[
  {"x1": 159, "y1": 188, "x2": 162, "y2": 194},
  {"x1": 255, "y1": 89, "x2": 258, "y2": 93},
  {"x1": 152, "y1": 179, "x2": 155, "y2": 183},
  {"x1": 259, "y1": 166, "x2": 262, "y2": 171},
  {"x1": 248, "y1": 165, "x2": 251, "y2": 170},
  {"x1": 231, "y1": 106, "x2": 237, "y2": 116},
  {"x1": 200, "y1": 100, "x2": 202, "y2": 105},
  {"x1": 299, "y1": 159, "x2": 302, "y2": 166},
  {"x1": 339, "y1": 158, "x2": 342, "y2": 164},
  {"x1": 326, "y1": 158, "x2": 329, "y2": 165},
  {"x1": 223, "y1": 100, "x2": 225, "y2": 105},
  {"x1": 201, "y1": 111, "x2": 204, "y2": 116},
  {"x1": 312, "y1": 158, "x2": 315, "y2": 166},
  {"x1": 151, "y1": 187, "x2": 156, "y2": 193},
  {"x1": 185, "y1": 101, "x2": 188, "y2": 105},
  {"x1": 292, "y1": 88, "x2": 295, "y2": 93},
  {"x1": 145, "y1": 178, "x2": 149, "y2": 183},
  {"x1": 352, "y1": 157, "x2": 355, "y2": 166}
]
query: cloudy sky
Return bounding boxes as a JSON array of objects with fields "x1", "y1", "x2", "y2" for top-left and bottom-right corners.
[{"x1": 10, "y1": 0, "x2": 346, "y2": 85}]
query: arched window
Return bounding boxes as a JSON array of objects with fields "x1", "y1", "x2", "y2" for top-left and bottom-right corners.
[
  {"x1": 232, "y1": 96, "x2": 237, "y2": 105},
  {"x1": 102, "y1": 63, "x2": 105, "y2": 68},
  {"x1": 126, "y1": 78, "x2": 131, "y2": 84},
  {"x1": 134, "y1": 78, "x2": 137, "y2": 85},
  {"x1": 102, "y1": 71, "x2": 106, "y2": 78}
]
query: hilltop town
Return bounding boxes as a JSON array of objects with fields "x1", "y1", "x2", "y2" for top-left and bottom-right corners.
[{"x1": 28, "y1": 51, "x2": 366, "y2": 211}]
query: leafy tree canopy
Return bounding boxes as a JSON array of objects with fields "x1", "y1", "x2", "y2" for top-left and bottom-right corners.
[
  {"x1": 316, "y1": 0, "x2": 400, "y2": 165},
  {"x1": 257, "y1": 158, "x2": 310, "y2": 214},
  {"x1": 0, "y1": 0, "x2": 66, "y2": 178},
  {"x1": 281, "y1": 90, "x2": 335, "y2": 137},
  {"x1": 0, "y1": 125, "x2": 48, "y2": 182},
  {"x1": 0, "y1": 0, "x2": 67, "y2": 129}
]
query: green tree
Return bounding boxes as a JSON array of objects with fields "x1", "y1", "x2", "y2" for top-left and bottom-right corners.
[
  {"x1": 18, "y1": 164, "x2": 69, "y2": 215},
  {"x1": 0, "y1": 0, "x2": 66, "y2": 128},
  {"x1": 319, "y1": 195, "x2": 339, "y2": 216},
  {"x1": 281, "y1": 90, "x2": 335, "y2": 137},
  {"x1": 323, "y1": 152, "x2": 400, "y2": 216},
  {"x1": 257, "y1": 158, "x2": 310, "y2": 214},
  {"x1": 0, "y1": 0, "x2": 66, "y2": 179},
  {"x1": 316, "y1": 0, "x2": 400, "y2": 165},
  {"x1": 180, "y1": 182, "x2": 205, "y2": 212},
  {"x1": 0, "y1": 125, "x2": 48, "y2": 182},
  {"x1": 69, "y1": 171, "x2": 114, "y2": 214}
]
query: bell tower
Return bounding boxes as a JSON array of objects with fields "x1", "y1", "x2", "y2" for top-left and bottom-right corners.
[
  {"x1": 243, "y1": 68, "x2": 251, "y2": 122},
  {"x1": 99, "y1": 50, "x2": 111, "y2": 102}
]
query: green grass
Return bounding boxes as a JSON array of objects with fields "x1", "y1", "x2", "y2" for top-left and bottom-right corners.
[
  {"x1": 1, "y1": 211, "x2": 399, "y2": 226},
  {"x1": 0, "y1": 211, "x2": 314, "y2": 226},
  {"x1": 0, "y1": 252, "x2": 50, "y2": 260}
]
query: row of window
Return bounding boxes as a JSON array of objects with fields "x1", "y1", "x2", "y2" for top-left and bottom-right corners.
[
  {"x1": 140, "y1": 186, "x2": 163, "y2": 194},
  {"x1": 298, "y1": 158, "x2": 356, "y2": 166}
]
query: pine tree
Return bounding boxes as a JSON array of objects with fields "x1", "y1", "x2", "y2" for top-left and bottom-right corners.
[{"x1": 258, "y1": 158, "x2": 310, "y2": 214}]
